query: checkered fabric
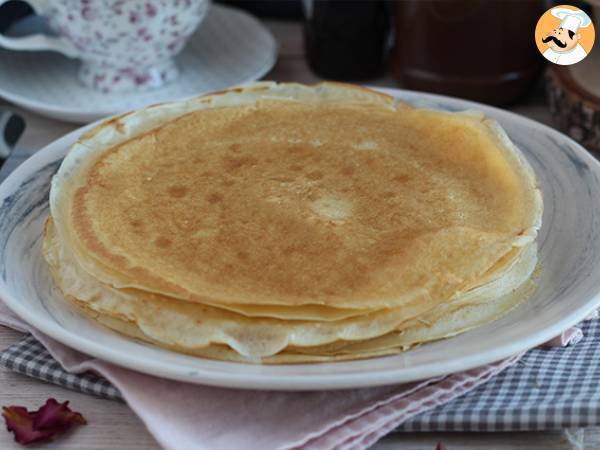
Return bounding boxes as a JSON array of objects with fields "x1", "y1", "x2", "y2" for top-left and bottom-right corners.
[
  {"x1": 2, "y1": 319, "x2": 600, "y2": 431},
  {"x1": 0, "y1": 335, "x2": 121, "y2": 401},
  {"x1": 400, "y1": 317, "x2": 600, "y2": 431}
]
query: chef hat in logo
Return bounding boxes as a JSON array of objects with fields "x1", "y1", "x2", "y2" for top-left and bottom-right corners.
[{"x1": 551, "y1": 7, "x2": 592, "y2": 33}]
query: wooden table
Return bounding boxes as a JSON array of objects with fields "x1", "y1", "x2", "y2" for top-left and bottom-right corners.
[{"x1": 0, "y1": 18, "x2": 597, "y2": 450}]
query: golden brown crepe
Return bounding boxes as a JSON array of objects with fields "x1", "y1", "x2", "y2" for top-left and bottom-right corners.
[
  {"x1": 45, "y1": 82, "x2": 542, "y2": 362},
  {"x1": 44, "y1": 218, "x2": 537, "y2": 359}
]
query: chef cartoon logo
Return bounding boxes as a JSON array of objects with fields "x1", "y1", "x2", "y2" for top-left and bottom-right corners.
[{"x1": 535, "y1": 5, "x2": 595, "y2": 65}]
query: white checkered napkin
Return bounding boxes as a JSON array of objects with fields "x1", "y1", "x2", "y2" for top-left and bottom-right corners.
[
  {"x1": 0, "y1": 335, "x2": 121, "y2": 401},
  {"x1": 400, "y1": 317, "x2": 600, "y2": 431},
  {"x1": 1, "y1": 320, "x2": 599, "y2": 431}
]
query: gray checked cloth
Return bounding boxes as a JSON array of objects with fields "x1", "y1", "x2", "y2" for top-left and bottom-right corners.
[{"x1": 2, "y1": 318, "x2": 600, "y2": 431}]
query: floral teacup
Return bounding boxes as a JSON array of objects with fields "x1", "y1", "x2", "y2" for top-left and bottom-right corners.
[{"x1": 0, "y1": 0, "x2": 209, "y2": 93}]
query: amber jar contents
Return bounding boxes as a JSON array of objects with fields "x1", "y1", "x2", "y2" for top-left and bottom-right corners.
[{"x1": 393, "y1": 0, "x2": 546, "y2": 105}]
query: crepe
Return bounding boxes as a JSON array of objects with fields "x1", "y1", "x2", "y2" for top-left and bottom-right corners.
[
  {"x1": 44, "y1": 218, "x2": 536, "y2": 359},
  {"x1": 45, "y1": 82, "x2": 543, "y2": 362}
]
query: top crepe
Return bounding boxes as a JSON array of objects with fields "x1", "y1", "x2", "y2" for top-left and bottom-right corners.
[{"x1": 50, "y1": 82, "x2": 542, "y2": 315}]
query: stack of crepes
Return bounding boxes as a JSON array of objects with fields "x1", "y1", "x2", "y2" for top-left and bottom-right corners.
[{"x1": 44, "y1": 82, "x2": 543, "y2": 363}]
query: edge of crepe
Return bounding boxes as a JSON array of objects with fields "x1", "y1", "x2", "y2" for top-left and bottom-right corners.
[
  {"x1": 49, "y1": 82, "x2": 543, "y2": 307},
  {"x1": 460, "y1": 110, "x2": 543, "y2": 245},
  {"x1": 51, "y1": 81, "x2": 541, "y2": 241},
  {"x1": 49, "y1": 82, "x2": 401, "y2": 302},
  {"x1": 44, "y1": 215, "x2": 538, "y2": 360},
  {"x1": 65, "y1": 250, "x2": 537, "y2": 364},
  {"x1": 51, "y1": 81, "x2": 397, "y2": 222}
]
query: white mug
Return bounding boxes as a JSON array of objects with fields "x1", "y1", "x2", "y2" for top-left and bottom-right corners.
[{"x1": 0, "y1": 0, "x2": 210, "y2": 92}]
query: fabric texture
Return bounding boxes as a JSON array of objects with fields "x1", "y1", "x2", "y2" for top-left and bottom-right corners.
[{"x1": 0, "y1": 300, "x2": 593, "y2": 450}]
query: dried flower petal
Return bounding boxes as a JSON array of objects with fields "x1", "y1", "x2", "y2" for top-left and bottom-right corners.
[
  {"x1": 2, "y1": 406, "x2": 53, "y2": 445},
  {"x1": 2, "y1": 399, "x2": 86, "y2": 445},
  {"x1": 34, "y1": 398, "x2": 86, "y2": 430}
]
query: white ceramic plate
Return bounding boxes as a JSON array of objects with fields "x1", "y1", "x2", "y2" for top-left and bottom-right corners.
[
  {"x1": 0, "y1": 5, "x2": 277, "y2": 123},
  {"x1": 1, "y1": 88, "x2": 599, "y2": 391}
]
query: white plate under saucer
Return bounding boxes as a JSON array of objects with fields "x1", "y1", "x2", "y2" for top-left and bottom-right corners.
[{"x1": 0, "y1": 4, "x2": 277, "y2": 123}]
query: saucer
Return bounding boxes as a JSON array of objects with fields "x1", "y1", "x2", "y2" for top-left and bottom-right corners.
[{"x1": 0, "y1": 4, "x2": 277, "y2": 123}]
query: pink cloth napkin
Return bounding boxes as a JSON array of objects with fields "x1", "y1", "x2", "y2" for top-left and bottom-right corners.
[
  {"x1": 538, "y1": 310, "x2": 597, "y2": 348},
  {"x1": 0, "y1": 301, "x2": 586, "y2": 450}
]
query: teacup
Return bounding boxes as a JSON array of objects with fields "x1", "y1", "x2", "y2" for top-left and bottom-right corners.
[{"x1": 0, "y1": 0, "x2": 210, "y2": 92}]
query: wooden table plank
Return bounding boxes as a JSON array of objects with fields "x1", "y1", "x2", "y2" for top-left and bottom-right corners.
[{"x1": 0, "y1": 16, "x2": 582, "y2": 450}]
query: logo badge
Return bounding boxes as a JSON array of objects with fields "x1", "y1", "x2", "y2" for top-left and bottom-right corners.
[{"x1": 535, "y1": 5, "x2": 595, "y2": 66}]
